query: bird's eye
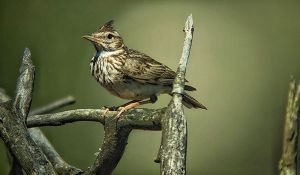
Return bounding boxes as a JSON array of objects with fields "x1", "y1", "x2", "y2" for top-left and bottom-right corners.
[{"x1": 107, "y1": 34, "x2": 113, "y2": 39}]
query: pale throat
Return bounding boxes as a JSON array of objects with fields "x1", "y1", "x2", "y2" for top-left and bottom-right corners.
[{"x1": 96, "y1": 49, "x2": 123, "y2": 59}]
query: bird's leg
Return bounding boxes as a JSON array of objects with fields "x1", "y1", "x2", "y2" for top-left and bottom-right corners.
[
  {"x1": 118, "y1": 100, "x2": 140, "y2": 108},
  {"x1": 100, "y1": 100, "x2": 139, "y2": 115},
  {"x1": 116, "y1": 95, "x2": 158, "y2": 118}
]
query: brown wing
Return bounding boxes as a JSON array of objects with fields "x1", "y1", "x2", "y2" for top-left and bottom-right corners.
[{"x1": 122, "y1": 49, "x2": 176, "y2": 85}]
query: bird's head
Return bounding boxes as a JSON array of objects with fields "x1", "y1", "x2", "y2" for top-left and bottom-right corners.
[{"x1": 83, "y1": 20, "x2": 124, "y2": 52}]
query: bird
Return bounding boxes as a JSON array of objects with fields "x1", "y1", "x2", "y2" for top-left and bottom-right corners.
[{"x1": 83, "y1": 20, "x2": 206, "y2": 117}]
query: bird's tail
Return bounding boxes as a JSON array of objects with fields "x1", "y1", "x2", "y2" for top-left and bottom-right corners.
[
  {"x1": 182, "y1": 93, "x2": 207, "y2": 109},
  {"x1": 169, "y1": 92, "x2": 207, "y2": 109}
]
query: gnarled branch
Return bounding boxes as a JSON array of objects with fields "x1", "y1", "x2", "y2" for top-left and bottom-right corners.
[
  {"x1": 0, "y1": 48, "x2": 56, "y2": 174},
  {"x1": 1, "y1": 92, "x2": 82, "y2": 174},
  {"x1": 27, "y1": 108, "x2": 163, "y2": 175},
  {"x1": 29, "y1": 96, "x2": 82, "y2": 175}
]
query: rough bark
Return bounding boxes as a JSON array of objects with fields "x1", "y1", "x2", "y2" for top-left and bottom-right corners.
[
  {"x1": 29, "y1": 128, "x2": 82, "y2": 175},
  {"x1": 83, "y1": 117, "x2": 132, "y2": 175},
  {"x1": 159, "y1": 14, "x2": 194, "y2": 175},
  {"x1": 26, "y1": 108, "x2": 163, "y2": 175},
  {"x1": 27, "y1": 108, "x2": 163, "y2": 130},
  {"x1": 0, "y1": 48, "x2": 56, "y2": 174},
  {"x1": 279, "y1": 79, "x2": 300, "y2": 175},
  {"x1": 1, "y1": 92, "x2": 82, "y2": 175}
]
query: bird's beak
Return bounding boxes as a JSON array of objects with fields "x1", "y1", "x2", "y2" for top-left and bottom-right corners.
[{"x1": 82, "y1": 35, "x2": 100, "y2": 43}]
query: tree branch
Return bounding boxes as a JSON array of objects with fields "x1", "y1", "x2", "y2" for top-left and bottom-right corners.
[
  {"x1": 30, "y1": 96, "x2": 75, "y2": 115},
  {"x1": 83, "y1": 117, "x2": 132, "y2": 175},
  {"x1": 1, "y1": 90, "x2": 82, "y2": 174},
  {"x1": 159, "y1": 14, "x2": 194, "y2": 175},
  {"x1": 1, "y1": 89, "x2": 24, "y2": 175},
  {"x1": 27, "y1": 106, "x2": 164, "y2": 175},
  {"x1": 13, "y1": 48, "x2": 35, "y2": 120},
  {"x1": 29, "y1": 128, "x2": 82, "y2": 175},
  {"x1": 9, "y1": 157, "x2": 24, "y2": 175},
  {"x1": 27, "y1": 108, "x2": 163, "y2": 130},
  {"x1": 26, "y1": 106, "x2": 164, "y2": 175},
  {"x1": 0, "y1": 48, "x2": 56, "y2": 174},
  {"x1": 29, "y1": 96, "x2": 82, "y2": 174},
  {"x1": 279, "y1": 79, "x2": 300, "y2": 175}
]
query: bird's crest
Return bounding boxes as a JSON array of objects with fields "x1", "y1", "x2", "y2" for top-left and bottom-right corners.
[{"x1": 97, "y1": 20, "x2": 115, "y2": 32}]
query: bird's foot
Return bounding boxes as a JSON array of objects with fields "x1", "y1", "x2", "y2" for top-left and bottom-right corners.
[
  {"x1": 116, "y1": 107, "x2": 127, "y2": 118},
  {"x1": 101, "y1": 106, "x2": 118, "y2": 115},
  {"x1": 115, "y1": 101, "x2": 142, "y2": 118}
]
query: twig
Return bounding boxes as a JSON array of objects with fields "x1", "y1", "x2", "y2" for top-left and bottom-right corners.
[
  {"x1": 30, "y1": 96, "x2": 75, "y2": 115},
  {"x1": 279, "y1": 79, "x2": 300, "y2": 175},
  {"x1": 159, "y1": 14, "x2": 194, "y2": 175}
]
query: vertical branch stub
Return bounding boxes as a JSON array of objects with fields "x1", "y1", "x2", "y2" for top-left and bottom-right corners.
[
  {"x1": 160, "y1": 14, "x2": 194, "y2": 175},
  {"x1": 172, "y1": 14, "x2": 194, "y2": 95},
  {"x1": 279, "y1": 79, "x2": 300, "y2": 175},
  {"x1": 13, "y1": 48, "x2": 35, "y2": 120}
]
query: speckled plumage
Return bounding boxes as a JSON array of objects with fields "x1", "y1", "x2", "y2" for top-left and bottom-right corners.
[{"x1": 83, "y1": 20, "x2": 206, "y2": 109}]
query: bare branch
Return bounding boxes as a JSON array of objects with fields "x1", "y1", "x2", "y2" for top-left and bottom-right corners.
[
  {"x1": 1, "y1": 89, "x2": 80, "y2": 174},
  {"x1": 27, "y1": 108, "x2": 163, "y2": 130},
  {"x1": 279, "y1": 79, "x2": 300, "y2": 175},
  {"x1": 27, "y1": 107, "x2": 163, "y2": 175},
  {"x1": 29, "y1": 128, "x2": 82, "y2": 175},
  {"x1": 13, "y1": 48, "x2": 35, "y2": 120},
  {"x1": 160, "y1": 14, "x2": 194, "y2": 175},
  {"x1": 1, "y1": 89, "x2": 24, "y2": 175},
  {"x1": 0, "y1": 48, "x2": 56, "y2": 174},
  {"x1": 0, "y1": 99, "x2": 56, "y2": 175},
  {"x1": 83, "y1": 117, "x2": 132, "y2": 175},
  {"x1": 172, "y1": 14, "x2": 194, "y2": 95},
  {"x1": 30, "y1": 96, "x2": 75, "y2": 115},
  {"x1": 29, "y1": 96, "x2": 82, "y2": 174}
]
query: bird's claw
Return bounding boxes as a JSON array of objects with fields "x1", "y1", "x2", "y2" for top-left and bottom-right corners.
[
  {"x1": 103, "y1": 108, "x2": 109, "y2": 115},
  {"x1": 100, "y1": 106, "x2": 127, "y2": 118},
  {"x1": 101, "y1": 106, "x2": 118, "y2": 115},
  {"x1": 116, "y1": 107, "x2": 127, "y2": 118}
]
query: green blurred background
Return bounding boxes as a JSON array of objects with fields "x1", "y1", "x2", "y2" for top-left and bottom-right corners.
[{"x1": 0, "y1": 0, "x2": 300, "y2": 174}]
